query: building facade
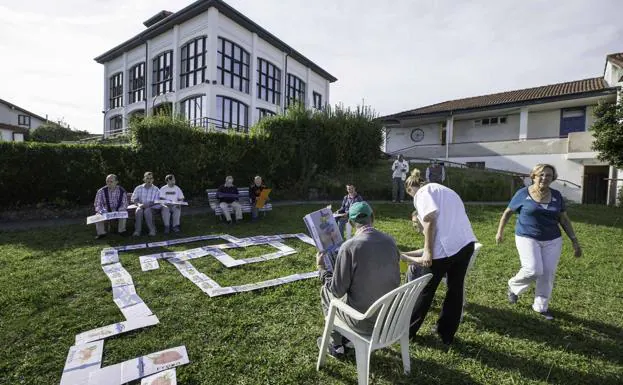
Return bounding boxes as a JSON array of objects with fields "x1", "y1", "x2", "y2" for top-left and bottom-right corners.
[
  {"x1": 380, "y1": 53, "x2": 623, "y2": 205},
  {"x1": 95, "y1": 0, "x2": 337, "y2": 137},
  {"x1": 0, "y1": 98, "x2": 47, "y2": 142}
]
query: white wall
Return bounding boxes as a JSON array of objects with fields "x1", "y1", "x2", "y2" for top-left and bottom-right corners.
[
  {"x1": 0, "y1": 102, "x2": 45, "y2": 129},
  {"x1": 527, "y1": 109, "x2": 560, "y2": 139},
  {"x1": 453, "y1": 114, "x2": 519, "y2": 143},
  {"x1": 0, "y1": 128, "x2": 12, "y2": 141}
]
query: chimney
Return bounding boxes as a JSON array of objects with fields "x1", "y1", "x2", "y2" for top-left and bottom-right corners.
[{"x1": 143, "y1": 10, "x2": 173, "y2": 28}]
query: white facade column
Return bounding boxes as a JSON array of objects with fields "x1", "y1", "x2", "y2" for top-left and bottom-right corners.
[
  {"x1": 445, "y1": 116, "x2": 454, "y2": 160},
  {"x1": 281, "y1": 52, "x2": 288, "y2": 113},
  {"x1": 145, "y1": 41, "x2": 153, "y2": 117},
  {"x1": 171, "y1": 25, "x2": 180, "y2": 116},
  {"x1": 519, "y1": 107, "x2": 529, "y2": 140},
  {"x1": 206, "y1": 7, "x2": 219, "y2": 124},
  {"x1": 250, "y1": 33, "x2": 258, "y2": 125},
  {"x1": 306, "y1": 67, "x2": 312, "y2": 108},
  {"x1": 122, "y1": 52, "x2": 128, "y2": 133},
  {"x1": 103, "y1": 66, "x2": 109, "y2": 136},
  {"x1": 325, "y1": 80, "x2": 330, "y2": 108}
]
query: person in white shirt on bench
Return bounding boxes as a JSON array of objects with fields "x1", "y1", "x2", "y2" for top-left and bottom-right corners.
[
  {"x1": 160, "y1": 174, "x2": 185, "y2": 234},
  {"x1": 217, "y1": 176, "x2": 242, "y2": 224},
  {"x1": 131, "y1": 171, "x2": 160, "y2": 237}
]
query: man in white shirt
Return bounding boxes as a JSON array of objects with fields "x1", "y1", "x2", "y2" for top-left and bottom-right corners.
[
  {"x1": 131, "y1": 171, "x2": 161, "y2": 237},
  {"x1": 391, "y1": 154, "x2": 409, "y2": 202},
  {"x1": 159, "y1": 174, "x2": 185, "y2": 234}
]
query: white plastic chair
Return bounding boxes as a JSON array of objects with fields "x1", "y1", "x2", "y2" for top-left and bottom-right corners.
[{"x1": 316, "y1": 274, "x2": 433, "y2": 385}]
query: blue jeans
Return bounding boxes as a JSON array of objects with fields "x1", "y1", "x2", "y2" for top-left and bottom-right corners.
[{"x1": 392, "y1": 177, "x2": 404, "y2": 201}]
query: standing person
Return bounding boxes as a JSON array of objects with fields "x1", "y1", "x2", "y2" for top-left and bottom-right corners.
[
  {"x1": 316, "y1": 201, "x2": 401, "y2": 357},
  {"x1": 131, "y1": 171, "x2": 160, "y2": 237},
  {"x1": 426, "y1": 161, "x2": 446, "y2": 184},
  {"x1": 217, "y1": 176, "x2": 243, "y2": 224},
  {"x1": 93, "y1": 174, "x2": 129, "y2": 239},
  {"x1": 333, "y1": 184, "x2": 364, "y2": 238},
  {"x1": 391, "y1": 154, "x2": 409, "y2": 202},
  {"x1": 403, "y1": 169, "x2": 477, "y2": 345},
  {"x1": 249, "y1": 175, "x2": 267, "y2": 221},
  {"x1": 496, "y1": 164, "x2": 582, "y2": 320},
  {"x1": 159, "y1": 174, "x2": 185, "y2": 234}
]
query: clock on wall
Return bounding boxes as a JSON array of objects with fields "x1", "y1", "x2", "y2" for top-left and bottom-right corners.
[{"x1": 410, "y1": 128, "x2": 424, "y2": 142}]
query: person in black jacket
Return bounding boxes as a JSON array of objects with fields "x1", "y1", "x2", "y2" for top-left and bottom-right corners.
[{"x1": 217, "y1": 176, "x2": 242, "y2": 224}]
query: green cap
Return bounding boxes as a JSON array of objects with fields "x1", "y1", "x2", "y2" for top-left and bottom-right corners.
[{"x1": 348, "y1": 201, "x2": 373, "y2": 223}]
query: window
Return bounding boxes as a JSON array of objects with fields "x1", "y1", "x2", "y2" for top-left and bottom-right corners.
[
  {"x1": 181, "y1": 95, "x2": 204, "y2": 126},
  {"x1": 474, "y1": 116, "x2": 507, "y2": 127},
  {"x1": 466, "y1": 161, "x2": 485, "y2": 169},
  {"x1": 313, "y1": 92, "x2": 323, "y2": 109},
  {"x1": 258, "y1": 108, "x2": 276, "y2": 120},
  {"x1": 286, "y1": 74, "x2": 305, "y2": 107},
  {"x1": 217, "y1": 37, "x2": 250, "y2": 93},
  {"x1": 152, "y1": 51, "x2": 173, "y2": 96},
  {"x1": 257, "y1": 58, "x2": 281, "y2": 105},
  {"x1": 128, "y1": 110, "x2": 145, "y2": 125},
  {"x1": 109, "y1": 72, "x2": 123, "y2": 109},
  {"x1": 128, "y1": 62, "x2": 145, "y2": 104},
  {"x1": 109, "y1": 115, "x2": 123, "y2": 133},
  {"x1": 560, "y1": 108, "x2": 586, "y2": 137},
  {"x1": 153, "y1": 102, "x2": 173, "y2": 117},
  {"x1": 216, "y1": 96, "x2": 248, "y2": 132},
  {"x1": 18, "y1": 115, "x2": 31, "y2": 127},
  {"x1": 180, "y1": 36, "x2": 207, "y2": 89}
]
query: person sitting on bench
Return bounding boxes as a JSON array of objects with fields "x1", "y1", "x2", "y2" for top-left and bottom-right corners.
[
  {"x1": 249, "y1": 175, "x2": 267, "y2": 221},
  {"x1": 217, "y1": 176, "x2": 242, "y2": 224},
  {"x1": 93, "y1": 174, "x2": 129, "y2": 239}
]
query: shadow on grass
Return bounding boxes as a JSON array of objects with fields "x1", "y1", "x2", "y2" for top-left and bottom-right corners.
[{"x1": 467, "y1": 303, "x2": 623, "y2": 367}]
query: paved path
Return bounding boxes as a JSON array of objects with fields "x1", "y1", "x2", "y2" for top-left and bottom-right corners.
[{"x1": 0, "y1": 200, "x2": 506, "y2": 232}]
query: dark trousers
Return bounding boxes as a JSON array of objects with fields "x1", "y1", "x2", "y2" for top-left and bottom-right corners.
[{"x1": 408, "y1": 242, "x2": 474, "y2": 344}]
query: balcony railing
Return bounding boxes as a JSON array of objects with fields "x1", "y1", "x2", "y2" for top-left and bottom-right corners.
[{"x1": 186, "y1": 117, "x2": 249, "y2": 134}]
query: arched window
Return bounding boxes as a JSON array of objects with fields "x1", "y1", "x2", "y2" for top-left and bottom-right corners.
[
  {"x1": 180, "y1": 95, "x2": 204, "y2": 126},
  {"x1": 217, "y1": 37, "x2": 250, "y2": 93},
  {"x1": 180, "y1": 36, "x2": 207, "y2": 88},
  {"x1": 216, "y1": 96, "x2": 248, "y2": 132}
]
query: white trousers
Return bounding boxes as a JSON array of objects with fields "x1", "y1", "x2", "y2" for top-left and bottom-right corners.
[
  {"x1": 509, "y1": 235, "x2": 563, "y2": 312},
  {"x1": 219, "y1": 201, "x2": 242, "y2": 221},
  {"x1": 161, "y1": 205, "x2": 181, "y2": 227}
]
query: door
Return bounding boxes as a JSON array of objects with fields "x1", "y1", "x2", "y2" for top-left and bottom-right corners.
[{"x1": 582, "y1": 166, "x2": 609, "y2": 204}]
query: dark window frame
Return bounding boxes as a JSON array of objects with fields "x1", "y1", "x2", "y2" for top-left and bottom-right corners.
[
  {"x1": 286, "y1": 73, "x2": 306, "y2": 107},
  {"x1": 217, "y1": 37, "x2": 250, "y2": 94},
  {"x1": 152, "y1": 50, "x2": 173, "y2": 97},
  {"x1": 180, "y1": 95, "x2": 204, "y2": 126},
  {"x1": 109, "y1": 115, "x2": 123, "y2": 132},
  {"x1": 109, "y1": 72, "x2": 123, "y2": 109},
  {"x1": 128, "y1": 62, "x2": 146, "y2": 104},
  {"x1": 257, "y1": 58, "x2": 281, "y2": 105},
  {"x1": 466, "y1": 161, "x2": 486, "y2": 169},
  {"x1": 17, "y1": 115, "x2": 31, "y2": 127},
  {"x1": 313, "y1": 91, "x2": 323, "y2": 109},
  {"x1": 216, "y1": 95, "x2": 248, "y2": 132},
  {"x1": 180, "y1": 36, "x2": 207, "y2": 89},
  {"x1": 257, "y1": 107, "x2": 276, "y2": 120}
]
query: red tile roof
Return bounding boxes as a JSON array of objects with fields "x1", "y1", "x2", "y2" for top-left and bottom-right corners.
[
  {"x1": 384, "y1": 77, "x2": 615, "y2": 120},
  {"x1": 607, "y1": 52, "x2": 623, "y2": 68}
]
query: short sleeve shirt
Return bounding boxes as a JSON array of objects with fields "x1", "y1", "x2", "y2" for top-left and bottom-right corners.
[
  {"x1": 159, "y1": 185, "x2": 185, "y2": 202},
  {"x1": 508, "y1": 187, "x2": 565, "y2": 241},
  {"x1": 413, "y1": 184, "x2": 477, "y2": 259}
]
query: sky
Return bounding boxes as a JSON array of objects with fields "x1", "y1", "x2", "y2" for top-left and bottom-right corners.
[{"x1": 0, "y1": 0, "x2": 621, "y2": 133}]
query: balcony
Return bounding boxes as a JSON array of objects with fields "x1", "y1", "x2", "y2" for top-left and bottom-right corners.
[{"x1": 567, "y1": 131, "x2": 595, "y2": 154}]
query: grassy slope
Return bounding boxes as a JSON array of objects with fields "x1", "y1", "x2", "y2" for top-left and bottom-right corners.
[{"x1": 0, "y1": 204, "x2": 622, "y2": 384}]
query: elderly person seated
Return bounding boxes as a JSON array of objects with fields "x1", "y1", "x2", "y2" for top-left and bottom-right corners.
[
  {"x1": 249, "y1": 175, "x2": 268, "y2": 221},
  {"x1": 217, "y1": 176, "x2": 243, "y2": 224},
  {"x1": 131, "y1": 171, "x2": 161, "y2": 237},
  {"x1": 333, "y1": 184, "x2": 364, "y2": 238},
  {"x1": 93, "y1": 174, "x2": 129, "y2": 239}
]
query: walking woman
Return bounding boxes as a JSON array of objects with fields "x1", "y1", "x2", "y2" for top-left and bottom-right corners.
[
  {"x1": 403, "y1": 169, "x2": 477, "y2": 345},
  {"x1": 496, "y1": 164, "x2": 582, "y2": 320}
]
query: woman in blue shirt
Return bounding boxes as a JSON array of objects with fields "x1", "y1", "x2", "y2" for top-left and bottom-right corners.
[{"x1": 496, "y1": 164, "x2": 582, "y2": 320}]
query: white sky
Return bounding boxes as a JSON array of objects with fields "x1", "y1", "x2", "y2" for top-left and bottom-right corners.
[{"x1": 0, "y1": 0, "x2": 621, "y2": 133}]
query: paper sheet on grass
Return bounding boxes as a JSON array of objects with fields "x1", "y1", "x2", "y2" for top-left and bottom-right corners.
[
  {"x1": 120, "y1": 302, "x2": 153, "y2": 320},
  {"x1": 101, "y1": 249, "x2": 119, "y2": 265},
  {"x1": 60, "y1": 340, "x2": 104, "y2": 385},
  {"x1": 141, "y1": 368, "x2": 177, "y2": 385},
  {"x1": 87, "y1": 211, "x2": 129, "y2": 225},
  {"x1": 140, "y1": 256, "x2": 160, "y2": 271},
  {"x1": 75, "y1": 315, "x2": 159, "y2": 345}
]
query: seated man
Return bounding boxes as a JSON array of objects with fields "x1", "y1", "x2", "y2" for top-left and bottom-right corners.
[
  {"x1": 334, "y1": 184, "x2": 363, "y2": 238},
  {"x1": 93, "y1": 174, "x2": 129, "y2": 239},
  {"x1": 159, "y1": 174, "x2": 185, "y2": 234},
  {"x1": 131, "y1": 171, "x2": 160, "y2": 237},
  {"x1": 217, "y1": 176, "x2": 242, "y2": 224},
  {"x1": 249, "y1": 175, "x2": 267, "y2": 221},
  {"x1": 316, "y1": 201, "x2": 401, "y2": 357}
]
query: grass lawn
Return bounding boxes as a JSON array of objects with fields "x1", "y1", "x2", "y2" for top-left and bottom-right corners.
[{"x1": 1, "y1": 203, "x2": 622, "y2": 385}]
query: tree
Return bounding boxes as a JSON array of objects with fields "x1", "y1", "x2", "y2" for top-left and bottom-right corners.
[
  {"x1": 591, "y1": 101, "x2": 623, "y2": 168},
  {"x1": 29, "y1": 122, "x2": 92, "y2": 143}
]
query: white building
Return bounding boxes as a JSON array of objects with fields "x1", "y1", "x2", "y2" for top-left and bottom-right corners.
[
  {"x1": 0, "y1": 98, "x2": 47, "y2": 142},
  {"x1": 95, "y1": 0, "x2": 337, "y2": 138},
  {"x1": 380, "y1": 52, "x2": 623, "y2": 205}
]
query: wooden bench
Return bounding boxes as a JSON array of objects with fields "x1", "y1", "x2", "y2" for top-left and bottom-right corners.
[{"x1": 206, "y1": 188, "x2": 272, "y2": 220}]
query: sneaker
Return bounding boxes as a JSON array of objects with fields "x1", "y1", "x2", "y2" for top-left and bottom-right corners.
[
  {"x1": 164, "y1": 226, "x2": 170, "y2": 234},
  {"x1": 148, "y1": 231, "x2": 156, "y2": 237},
  {"x1": 95, "y1": 234, "x2": 107, "y2": 240},
  {"x1": 507, "y1": 288, "x2": 518, "y2": 304},
  {"x1": 537, "y1": 310, "x2": 554, "y2": 321},
  {"x1": 172, "y1": 226, "x2": 181, "y2": 233},
  {"x1": 317, "y1": 337, "x2": 344, "y2": 358},
  {"x1": 132, "y1": 232, "x2": 141, "y2": 237}
]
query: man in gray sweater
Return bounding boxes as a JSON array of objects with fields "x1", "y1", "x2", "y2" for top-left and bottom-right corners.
[{"x1": 316, "y1": 201, "x2": 401, "y2": 357}]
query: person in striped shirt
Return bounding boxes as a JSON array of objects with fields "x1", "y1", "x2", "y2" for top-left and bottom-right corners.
[
  {"x1": 93, "y1": 174, "x2": 129, "y2": 239},
  {"x1": 131, "y1": 171, "x2": 160, "y2": 236}
]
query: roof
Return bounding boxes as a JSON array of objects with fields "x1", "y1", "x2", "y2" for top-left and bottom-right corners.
[
  {"x1": 143, "y1": 10, "x2": 173, "y2": 28},
  {"x1": 382, "y1": 77, "x2": 616, "y2": 121},
  {"x1": 0, "y1": 98, "x2": 47, "y2": 122},
  {"x1": 0, "y1": 123, "x2": 30, "y2": 134},
  {"x1": 94, "y1": 0, "x2": 337, "y2": 83},
  {"x1": 606, "y1": 52, "x2": 623, "y2": 68}
]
